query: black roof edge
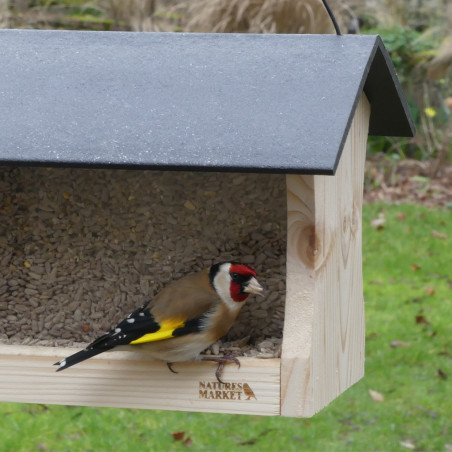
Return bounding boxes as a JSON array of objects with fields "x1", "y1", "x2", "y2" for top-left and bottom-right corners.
[
  {"x1": 0, "y1": 159, "x2": 334, "y2": 175},
  {"x1": 366, "y1": 36, "x2": 416, "y2": 137},
  {"x1": 331, "y1": 35, "x2": 416, "y2": 174}
]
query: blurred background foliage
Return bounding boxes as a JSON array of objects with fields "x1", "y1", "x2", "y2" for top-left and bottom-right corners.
[{"x1": 1, "y1": 0, "x2": 451, "y2": 171}]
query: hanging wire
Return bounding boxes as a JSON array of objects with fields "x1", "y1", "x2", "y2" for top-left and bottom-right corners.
[{"x1": 321, "y1": 0, "x2": 342, "y2": 35}]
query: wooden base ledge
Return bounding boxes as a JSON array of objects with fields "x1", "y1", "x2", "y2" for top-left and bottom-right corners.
[{"x1": 0, "y1": 345, "x2": 280, "y2": 416}]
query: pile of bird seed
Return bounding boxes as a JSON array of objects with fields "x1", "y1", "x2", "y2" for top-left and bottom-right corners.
[{"x1": 0, "y1": 167, "x2": 286, "y2": 358}]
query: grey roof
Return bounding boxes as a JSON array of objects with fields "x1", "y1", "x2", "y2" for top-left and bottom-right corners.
[{"x1": 0, "y1": 29, "x2": 414, "y2": 174}]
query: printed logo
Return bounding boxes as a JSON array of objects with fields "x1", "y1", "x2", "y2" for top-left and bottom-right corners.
[{"x1": 198, "y1": 381, "x2": 257, "y2": 401}]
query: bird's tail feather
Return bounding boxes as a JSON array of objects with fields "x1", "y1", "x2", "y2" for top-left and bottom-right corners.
[{"x1": 54, "y1": 346, "x2": 112, "y2": 372}]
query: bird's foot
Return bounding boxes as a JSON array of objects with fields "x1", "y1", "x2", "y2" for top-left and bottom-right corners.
[
  {"x1": 167, "y1": 362, "x2": 178, "y2": 374},
  {"x1": 201, "y1": 351, "x2": 243, "y2": 384}
]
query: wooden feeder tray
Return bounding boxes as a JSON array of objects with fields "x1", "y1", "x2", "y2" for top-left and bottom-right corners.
[{"x1": 0, "y1": 30, "x2": 414, "y2": 417}]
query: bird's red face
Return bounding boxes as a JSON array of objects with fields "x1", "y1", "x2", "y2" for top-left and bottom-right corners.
[{"x1": 229, "y1": 264, "x2": 263, "y2": 302}]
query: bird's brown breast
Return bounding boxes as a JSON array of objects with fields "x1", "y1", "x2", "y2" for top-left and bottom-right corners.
[{"x1": 204, "y1": 301, "x2": 241, "y2": 343}]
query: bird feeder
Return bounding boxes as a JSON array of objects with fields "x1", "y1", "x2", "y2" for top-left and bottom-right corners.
[{"x1": 0, "y1": 29, "x2": 414, "y2": 417}]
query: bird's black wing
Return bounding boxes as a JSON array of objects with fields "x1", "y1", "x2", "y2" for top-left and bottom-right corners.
[
  {"x1": 55, "y1": 301, "x2": 158, "y2": 371},
  {"x1": 55, "y1": 301, "x2": 208, "y2": 371}
]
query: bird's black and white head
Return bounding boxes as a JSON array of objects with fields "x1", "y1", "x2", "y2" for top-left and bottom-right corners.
[{"x1": 209, "y1": 262, "x2": 263, "y2": 309}]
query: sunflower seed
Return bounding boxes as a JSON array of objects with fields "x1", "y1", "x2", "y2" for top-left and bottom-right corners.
[{"x1": 0, "y1": 167, "x2": 286, "y2": 356}]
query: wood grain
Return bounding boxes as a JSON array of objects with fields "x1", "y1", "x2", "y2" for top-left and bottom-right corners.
[
  {"x1": 281, "y1": 93, "x2": 370, "y2": 417},
  {"x1": 0, "y1": 345, "x2": 280, "y2": 415}
]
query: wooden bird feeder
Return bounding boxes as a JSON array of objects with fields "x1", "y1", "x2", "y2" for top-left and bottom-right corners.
[{"x1": 0, "y1": 29, "x2": 414, "y2": 417}]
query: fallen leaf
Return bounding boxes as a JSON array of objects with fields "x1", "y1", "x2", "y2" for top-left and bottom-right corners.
[
  {"x1": 23, "y1": 261, "x2": 31, "y2": 268},
  {"x1": 415, "y1": 314, "x2": 430, "y2": 326},
  {"x1": 183, "y1": 436, "x2": 193, "y2": 447},
  {"x1": 391, "y1": 340, "x2": 411, "y2": 348},
  {"x1": 369, "y1": 389, "x2": 384, "y2": 402},
  {"x1": 425, "y1": 287, "x2": 436, "y2": 296},
  {"x1": 371, "y1": 213, "x2": 386, "y2": 230},
  {"x1": 238, "y1": 439, "x2": 257, "y2": 446},
  {"x1": 431, "y1": 230, "x2": 448, "y2": 240},
  {"x1": 236, "y1": 429, "x2": 273, "y2": 446},
  {"x1": 396, "y1": 212, "x2": 407, "y2": 221},
  {"x1": 81, "y1": 324, "x2": 91, "y2": 332},
  {"x1": 412, "y1": 264, "x2": 421, "y2": 271},
  {"x1": 436, "y1": 369, "x2": 448, "y2": 380},
  {"x1": 400, "y1": 439, "x2": 415, "y2": 449},
  {"x1": 410, "y1": 297, "x2": 423, "y2": 304},
  {"x1": 172, "y1": 431, "x2": 185, "y2": 441}
]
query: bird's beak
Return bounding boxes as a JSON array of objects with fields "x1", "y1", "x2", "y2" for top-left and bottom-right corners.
[{"x1": 244, "y1": 277, "x2": 264, "y2": 295}]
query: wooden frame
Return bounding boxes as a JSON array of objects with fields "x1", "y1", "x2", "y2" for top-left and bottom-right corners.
[
  {"x1": 282, "y1": 94, "x2": 370, "y2": 417},
  {"x1": 0, "y1": 94, "x2": 370, "y2": 417}
]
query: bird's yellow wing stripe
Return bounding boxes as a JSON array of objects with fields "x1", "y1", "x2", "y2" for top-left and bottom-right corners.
[{"x1": 129, "y1": 319, "x2": 186, "y2": 344}]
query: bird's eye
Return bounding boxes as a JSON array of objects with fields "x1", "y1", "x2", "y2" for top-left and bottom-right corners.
[{"x1": 231, "y1": 272, "x2": 247, "y2": 284}]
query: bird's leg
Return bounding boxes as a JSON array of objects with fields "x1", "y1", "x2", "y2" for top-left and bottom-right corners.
[
  {"x1": 166, "y1": 362, "x2": 178, "y2": 374},
  {"x1": 201, "y1": 351, "x2": 243, "y2": 384}
]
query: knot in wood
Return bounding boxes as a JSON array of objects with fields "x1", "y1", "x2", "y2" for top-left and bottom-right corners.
[{"x1": 288, "y1": 223, "x2": 319, "y2": 269}]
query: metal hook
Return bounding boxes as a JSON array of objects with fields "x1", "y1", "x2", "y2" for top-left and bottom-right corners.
[{"x1": 321, "y1": 0, "x2": 342, "y2": 36}]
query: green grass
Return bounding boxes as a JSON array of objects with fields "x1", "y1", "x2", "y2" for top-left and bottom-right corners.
[{"x1": 1, "y1": 204, "x2": 451, "y2": 452}]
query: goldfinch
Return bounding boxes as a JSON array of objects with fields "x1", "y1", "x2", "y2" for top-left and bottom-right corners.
[{"x1": 55, "y1": 262, "x2": 263, "y2": 381}]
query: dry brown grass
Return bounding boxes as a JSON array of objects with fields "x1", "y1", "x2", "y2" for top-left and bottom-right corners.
[
  {"x1": 99, "y1": 0, "x2": 156, "y2": 31},
  {"x1": 428, "y1": 37, "x2": 452, "y2": 80},
  {"x1": 185, "y1": 0, "x2": 352, "y2": 34},
  {"x1": 100, "y1": 0, "x2": 182, "y2": 31},
  {"x1": 0, "y1": 0, "x2": 9, "y2": 28}
]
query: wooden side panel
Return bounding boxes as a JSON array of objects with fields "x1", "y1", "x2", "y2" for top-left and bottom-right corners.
[
  {"x1": 311, "y1": 94, "x2": 370, "y2": 413},
  {"x1": 282, "y1": 94, "x2": 370, "y2": 417},
  {"x1": 0, "y1": 345, "x2": 280, "y2": 416},
  {"x1": 280, "y1": 175, "x2": 316, "y2": 415}
]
